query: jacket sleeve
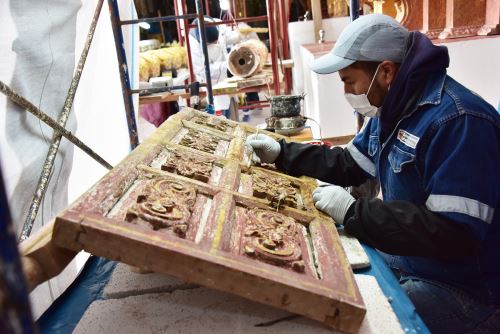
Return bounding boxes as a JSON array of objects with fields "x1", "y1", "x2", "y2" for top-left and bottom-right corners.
[
  {"x1": 275, "y1": 140, "x2": 369, "y2": 187},
  {"x1": 343, "y1": 198, "x2": 481, "y2": 260}
]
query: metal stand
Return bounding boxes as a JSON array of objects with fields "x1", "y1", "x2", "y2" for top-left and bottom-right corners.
[
  {"x1": 175, "y1": 0, "x2": 292, "y2": 97},
  {"x1": 108, "y1": 0, "x2": 214, "y2": 144}
]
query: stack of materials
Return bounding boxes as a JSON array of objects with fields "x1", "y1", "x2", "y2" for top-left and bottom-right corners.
[
  {"x1": 139, "y1": 42, "x2": 187, "y2": 82},
  {"x1": 227, "y1": 39, "x2": 268, "y2": 78}
]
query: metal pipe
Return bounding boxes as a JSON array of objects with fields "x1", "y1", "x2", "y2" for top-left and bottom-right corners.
[
  {"x1": 108, "y1": 0, "x2": 139, "y2": 150},
  {"x1": 266, "y1": 0, "x2": 280, "y2": 95},
  {"x1": 0, "y1": 82, "x2": 112, "y2": 170},
  {"x1": 205, "y1": 0, "x2": 210, "y2": 16},
  {"x1": 278, "y1": 0, "x2": 292, "y2": 94},
  {"x1": 238, "y1": 102, "x2": 270, "y2": 110},
  {"x1": 195, "y1": 0, "x2": 214, "y2": 106},
  {"x1": 350, "y1": 0, "x2": 360, "y2": 21},
  {"x1": 19, "y1": 0, "x2": 106, "y2": 242},
  {"x1": 120, "y1": 14, "x2": 197, "y2": 25},
  {"x1": 182, "y1": 0, "x2": 196, "y2": 83},
  {"x1": 186, "y1": 15, "x2": 268, "y2": 28},
  {"x1": 131, "y1": 83, "x2": 207, "y2": 95},
  {"x1": 173, "y1": 0, "x2": 183, "y2": 45}
]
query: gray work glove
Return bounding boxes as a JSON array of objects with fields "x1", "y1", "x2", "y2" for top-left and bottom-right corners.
[
  {"x1": 245, "y1": 133, "x2": 281, "y2": 164},
  {"x1": 313, "y1": 185, "x2": 355, "y2": 224}
]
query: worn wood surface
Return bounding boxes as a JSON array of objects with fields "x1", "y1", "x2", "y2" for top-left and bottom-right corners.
[
  {"x1": 53, "y1": 108, "x2": 366, "y2": 333},
  {"x1": 19, "y1": 220, "x2": 78, "y2": 292}
]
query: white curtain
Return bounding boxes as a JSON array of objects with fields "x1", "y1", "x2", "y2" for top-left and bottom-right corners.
[{"x1": 0, "y1": 0, "x2": 138, "y2": 319}]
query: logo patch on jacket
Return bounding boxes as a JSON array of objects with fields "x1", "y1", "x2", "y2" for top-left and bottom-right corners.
[{"x1": 397, "y1": 129, "x2": 419, "y2": 149}]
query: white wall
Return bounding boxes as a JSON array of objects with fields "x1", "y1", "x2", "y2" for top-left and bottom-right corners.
[
  {"x1": 443, "y1": 37, "x2": 500, "y2": 109},
  {"x1": 0, "y1": 0, "x2": 138, "y2": 319},
  {"x1": 69, "y1": 0, "x2": 138, "y2": 204},
  {"x1": 288, "y1": 17, "x2": 351, "y2": 95}
]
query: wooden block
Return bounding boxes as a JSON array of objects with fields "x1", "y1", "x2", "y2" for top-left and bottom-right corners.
[
  {"x1": 52, "y1": 108, "x2": 366, "y2": 333},
  {"x1": 212, "y1": 82, "x2": 238, "y2": 95},
  {"x1": 19, "y1": 220, "x2": 79, "y2": 291},
  {"x1": 339, "y1": 230, "x2": 370, "y2": 270},
  {"x1": 238, "y1": 27, "x2": 269, "y2": 34}
]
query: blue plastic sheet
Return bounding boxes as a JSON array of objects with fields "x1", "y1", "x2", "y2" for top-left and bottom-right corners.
[
  {"x1": 38, "y1": 256, "x2": 116, "y2": 333},
  {"x1": 356, "y1": 244, "x2": 430, "y2": 333}
]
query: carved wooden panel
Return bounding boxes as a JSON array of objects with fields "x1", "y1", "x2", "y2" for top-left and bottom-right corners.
[
  {"x1": 53, "y1": 108, "x2": 365, "y2": 333},
  {"x1": 393, "y1": 0, "x2": 499, "y2": 39}
]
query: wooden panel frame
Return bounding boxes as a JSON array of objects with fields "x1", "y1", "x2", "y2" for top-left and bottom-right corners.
[{"x1": 53, "y1": 108, "x2": 365, "y2": 333}]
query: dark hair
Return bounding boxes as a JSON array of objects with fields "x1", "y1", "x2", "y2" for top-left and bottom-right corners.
[
  {"x1": 350, "y1": 61, "x2": 401, "y2": 80},
  {"x1": 190, "y1": 17, "x2": 219, "y2": 44},
  {"x1": 350, "y1": 61, "x2": 381, "y2": 77}
]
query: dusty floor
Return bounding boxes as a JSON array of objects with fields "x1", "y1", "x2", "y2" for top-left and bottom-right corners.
[{"x1": 74, "y1": 264, "x2": 403, "y2": 333}]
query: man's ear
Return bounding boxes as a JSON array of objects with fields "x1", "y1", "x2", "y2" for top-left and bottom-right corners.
[{"x1": 379, "y1": 60, "x2": 399, "y2": 86}]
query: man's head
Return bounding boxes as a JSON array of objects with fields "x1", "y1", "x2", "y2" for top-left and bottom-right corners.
[
  {"x1": 339, "y1": 60, "x2": 399, "y2": 108},
  {"x1": 191, "y1": 16, "x2": 219, "y2": 44},
  {"x1": 311, "y1": 14, "x2": 409, "y2": 111}
]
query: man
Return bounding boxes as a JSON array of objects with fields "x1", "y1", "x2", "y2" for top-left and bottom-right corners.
[
  {"x1": 189, "y1": 16, "x2": 231, "y2": 113},
  {"x1": 246, "y1": 14, "x2": 500, "y2": 332}
]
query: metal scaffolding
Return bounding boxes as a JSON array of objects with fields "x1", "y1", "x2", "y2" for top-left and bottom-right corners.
[{"x1": 0, "y1": 0, "x2": 213, "y2": 242}]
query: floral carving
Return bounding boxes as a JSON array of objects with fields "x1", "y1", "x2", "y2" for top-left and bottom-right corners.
[
  {"x1": 252, "y1": 169, "x2": 298, "y2": 209},
  {"x1": 242, "y1": 208, "x2": 305, "y2": 273},
  {"x1": 192, "y1": 115, "x2": 234, "y2": 133},
  {"x1": 162, "y1": 150, "x2": 214, "y2": 182},
  {"x1": 180, "y1": 129, "x2": 219, "y2": 153},
  {"x1": 125, "y1": 178, "x2": 196, "y2": 237}
]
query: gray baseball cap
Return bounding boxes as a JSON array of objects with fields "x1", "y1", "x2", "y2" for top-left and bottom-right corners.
[{"x1": 311, "y1": 14, "x2": 410, "y2": 74}]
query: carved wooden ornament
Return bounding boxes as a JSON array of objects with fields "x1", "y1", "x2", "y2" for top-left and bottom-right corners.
[{"x1": 53, "y1": 108, "x2": 366, "y2": 333}]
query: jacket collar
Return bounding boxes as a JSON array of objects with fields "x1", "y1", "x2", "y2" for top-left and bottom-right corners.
[{"x1": 417, "y1": 71, "x2": 447, "y2": 107}]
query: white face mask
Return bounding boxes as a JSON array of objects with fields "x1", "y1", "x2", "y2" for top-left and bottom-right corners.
[{"x1": 344, "y1": 64, "x2": 382, "y2": 118}]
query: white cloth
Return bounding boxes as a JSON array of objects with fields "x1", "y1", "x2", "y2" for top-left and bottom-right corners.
[
  {"x1": 188, "y1": 17, "x2": 232, "y2": 111},
  {"x1": 0, "y1": 0, "x2": 81, "y2": 319},
  {"x1": 0, "y1": 0, "x2": 136, "y2": 319}
]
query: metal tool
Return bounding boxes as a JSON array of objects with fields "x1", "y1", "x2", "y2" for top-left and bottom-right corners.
[{"x1": 246, "y1": 128, "x2": 260, "y2": 168}]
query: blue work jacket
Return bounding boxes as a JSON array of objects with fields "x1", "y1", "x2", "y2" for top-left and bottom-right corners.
[{"x1": 347, "y1": 71, "x2": 500, "y2": 304}]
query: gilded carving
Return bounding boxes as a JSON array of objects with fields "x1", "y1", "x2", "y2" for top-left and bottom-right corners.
[
  {"x1": 252, "y1": 169, "x2": 299, "y2": 209},
  {"x1": 180, "y1": 129, "x2": 219, "y2": 153},
  {"x1": 192, "y1": 114, "x2": 235, "y2": 133},
  {"x1": 242, "y1": 208, "x2": 305, "y2": 273},
  {"x1": 125, "y1": 178, "x2": 196, "y2": 237},
  {"x1": 162, "y1": 150, "x2": 214, "y2": 182}
]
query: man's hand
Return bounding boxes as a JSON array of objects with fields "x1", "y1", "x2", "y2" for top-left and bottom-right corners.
[
  {"x1": 313, "y1": 185, "x2": 355, "y2": 224},
  {"x1": 245, "y1": 133, "x2": 281, "y2": 163}
]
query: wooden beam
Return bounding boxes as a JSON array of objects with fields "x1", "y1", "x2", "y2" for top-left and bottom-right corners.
[{"x1": 19, "y1": 220, "x2": 79, "y2": 292}]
